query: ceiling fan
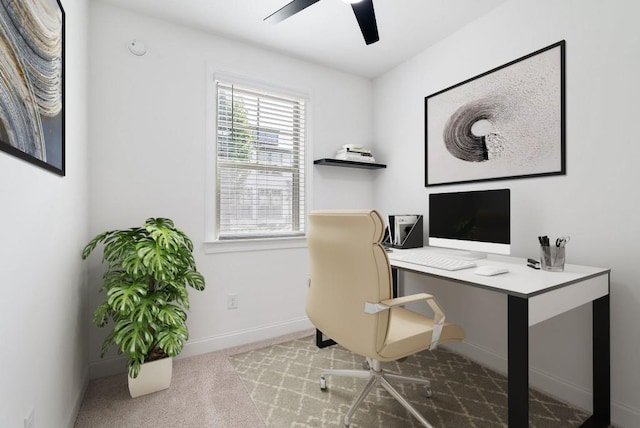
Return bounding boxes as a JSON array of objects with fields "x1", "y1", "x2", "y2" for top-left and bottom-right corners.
[{"x1": 264, "y1": 0, "x2": 379, "y2": 45}]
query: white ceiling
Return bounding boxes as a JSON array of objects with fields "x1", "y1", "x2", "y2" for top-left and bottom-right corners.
[{"x1": 98, "y1": 0, "x2": 508, "y2": 79}]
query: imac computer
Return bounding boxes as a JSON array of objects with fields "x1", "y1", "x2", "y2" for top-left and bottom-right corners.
[{"x1": 428, "y1": 189, "x2": 510, "y2": 259}]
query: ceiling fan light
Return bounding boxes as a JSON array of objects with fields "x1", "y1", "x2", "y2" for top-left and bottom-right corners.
[{"x1": 342, "y1": 0, "x2": 364, "y2": 4}]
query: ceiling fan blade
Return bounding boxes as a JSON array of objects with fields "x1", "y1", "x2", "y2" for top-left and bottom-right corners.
[
  {"x1": 264, "y1": 0, "x2": 321, "y2": 23},
  {"x1": 351, "y1": 0, "x2": 379, "y2": 45}
]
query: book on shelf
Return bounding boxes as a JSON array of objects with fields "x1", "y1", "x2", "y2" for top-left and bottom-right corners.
[
  {"x1": 335, "y1": 145, "x2": 376, "y2": 162},
  {"x1": 337, "y1": 146, "x2": 373, "y2": 155},
  {"x1": 334, "y1": 152, "x2": 376, "y2": 162}
]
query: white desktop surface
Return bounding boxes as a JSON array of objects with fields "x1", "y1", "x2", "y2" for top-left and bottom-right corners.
[{"x1": 387, "y1": 246, "x2": 609, "y2": 298}]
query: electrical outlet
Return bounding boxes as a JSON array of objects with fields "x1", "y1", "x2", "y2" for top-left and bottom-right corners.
[
  {"x1": 227, "y1": 294, "x2": 239, "y2": 309},
  {"x1": 24, "y1": 408, "x2": 34, "y2": 428}
]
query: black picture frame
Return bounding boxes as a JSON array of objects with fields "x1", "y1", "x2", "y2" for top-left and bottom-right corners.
[
  {"x1": 0, "y1": 0, "x2": 65, "y2": 176},
  {"x1": 425, "y1": 40, "x2": 565, "y2": 187}
]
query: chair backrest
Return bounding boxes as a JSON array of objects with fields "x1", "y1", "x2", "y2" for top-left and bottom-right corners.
[{"x1": 306, "y1": 209, "x2": 392, "y2": 359}]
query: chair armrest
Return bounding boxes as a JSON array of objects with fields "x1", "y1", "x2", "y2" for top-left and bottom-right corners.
[
  {"x1": 365, "y1": 293, "x2": 446, "y2": 350},
  {"x1": 380, "y1": 293, "x2": 434, "y2": 307}
]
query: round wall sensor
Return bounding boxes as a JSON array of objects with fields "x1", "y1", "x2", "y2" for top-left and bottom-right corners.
[{"x1": 128, "y1": 40, "x2": 147, "y2": 56}]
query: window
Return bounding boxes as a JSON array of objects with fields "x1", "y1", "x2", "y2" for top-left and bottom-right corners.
[{"x1": 214, "y1": 80, "x2": 306, "y2": 240}]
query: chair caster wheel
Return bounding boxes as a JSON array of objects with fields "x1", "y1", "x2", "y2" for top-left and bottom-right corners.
[
  {"x1": 320, "y1": 376, "x2": 327, "y2": 391},
  {"x1": 424, "y1": 386, "x2": 433, "y2": 398}
]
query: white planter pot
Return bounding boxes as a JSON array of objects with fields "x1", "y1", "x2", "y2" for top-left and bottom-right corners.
[{"x1": 128, "y1": 357, "x2": 173, "y2": 398}]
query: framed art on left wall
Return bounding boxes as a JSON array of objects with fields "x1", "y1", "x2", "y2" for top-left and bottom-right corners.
[{"x1": 0, "y1": 0, "x2": 65, "y2": 176}]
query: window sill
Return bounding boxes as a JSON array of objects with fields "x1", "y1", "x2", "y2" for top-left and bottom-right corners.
[{"x1": 203, "y1": 236, "x2": 308, "y2": 254}]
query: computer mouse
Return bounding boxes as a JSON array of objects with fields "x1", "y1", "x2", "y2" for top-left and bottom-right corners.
[{"x1": 474, "y1": 265, "x2": 509, "y2": 276}]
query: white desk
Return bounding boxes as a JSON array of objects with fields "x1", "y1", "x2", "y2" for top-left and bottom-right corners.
[{"x1": 387, "y1": 247, "x2": 611, "y2": 428}]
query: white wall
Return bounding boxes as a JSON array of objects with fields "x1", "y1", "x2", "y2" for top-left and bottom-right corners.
[
  {"x1": 87, "y1": 2, "x2": 375, "y2": 377},
  {"x1": 373, "y1": 0, "x2": 640, "y2": 426},
  {"x1": 0, "y1": 0, "x2": 90, "y2": 427}
]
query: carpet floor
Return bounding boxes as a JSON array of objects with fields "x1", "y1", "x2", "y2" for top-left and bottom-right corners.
[
  {"x1": 75, "y1": 332, "x2": 590, "y2": 427},
  {"x1": 229, "y1": 336, "x2": 589, "y2": 428},
  {"x1": 74, "y1": 331, "x2": 312, "y2": 428}
]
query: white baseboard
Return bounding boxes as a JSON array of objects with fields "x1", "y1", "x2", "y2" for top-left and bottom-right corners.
[
  {"x1": 88, "y1": 317, "x2": 313, "y2": 379},
  {"x1": 180, "y1": 316, "x2": 314, "y2": 358},
  {"x1": 611, "y1": 399, "x2": 640, "y2": 428}
]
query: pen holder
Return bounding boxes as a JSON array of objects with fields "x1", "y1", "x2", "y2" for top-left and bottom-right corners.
[{"x1": 540, "y1": 246, "x2": 565, "y2": 271}]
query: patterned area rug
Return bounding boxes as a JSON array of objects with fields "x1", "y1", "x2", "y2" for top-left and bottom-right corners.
[{"x1": 229, "y1": 336, "x2": 589, "y2": 427}]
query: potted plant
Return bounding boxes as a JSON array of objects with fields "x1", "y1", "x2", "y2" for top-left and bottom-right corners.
[{"x1": 82, "y1": 218, "x2": 205, "y2": 397}]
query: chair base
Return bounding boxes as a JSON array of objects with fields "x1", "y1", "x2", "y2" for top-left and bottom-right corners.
[{"x1": 321, "y1": 359, "x2": 434, "y2": 428}]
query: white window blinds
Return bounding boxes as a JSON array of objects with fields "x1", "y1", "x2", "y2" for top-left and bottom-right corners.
[{"x1": 215, "y1": 81, "x2": 306, "y2": 239}]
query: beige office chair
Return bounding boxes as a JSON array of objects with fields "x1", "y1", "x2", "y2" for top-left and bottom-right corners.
[{"x1": 306, "y1": 209, "x2": 465, "y2": 428}]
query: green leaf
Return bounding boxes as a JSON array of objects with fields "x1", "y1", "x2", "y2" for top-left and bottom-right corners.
[
  {"x1": 100, "y1": 330, "x2": 116, "y2": 357},
  {"x1": 145, "y1": 218, "x2": 181, "y2": 251},
  {"x1": 121, "y1": 247, "x2": 148, "y2": 278},
  {"x1": 156, "y1": 325, "x2": 188, "y2": 357},
  {"x1": 145, "y1": 217, "x2": 175, "y2": 231},
  {"x1": 130, "y1": 296, "x2": 160, "y2": 325},
  {"x1": 113, "y1": 318, "x2": 154, "y2": 357},
  {"x1": 102, "y1": 270, "x2": 130, "y2": 291},
  {"x1": 128, "y1": 354, "x2": 145, "y2": 379},
  {"x1": 163, "y1": 281, "x2": 190, "y2": 308},
  {"x1": 156, "y1": 303, "x2": 186, "y2": 327},
  {"x1": 102, "y1": 228, "x2": 143, "y2": 265},
  {"x1": 136, "y1": 240, "x2": 177, "y2": 280},
  {"x1": 92, "y1": 302, "x2": 113, "y2": 327},
  {"x1": 107, "y1": 283, "x2": 147, "y2": 315},
  {"x1": 184, "y1": 270, "x2": 205, "y2": 291},
  {"x1": 81, "y1": 231, "x2": 111, "y2": 259},
  {"x1": 176, "y1": 229, "x2": 194, "y2": 253}
]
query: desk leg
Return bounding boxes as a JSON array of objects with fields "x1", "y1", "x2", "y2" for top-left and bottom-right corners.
[
  {"x1": 591, "y1": 295, "x2": 611, "y2": 426},
  {"x1": 508, "y1": 295, "x2": 529, "y2": 428},
  {"x1": 392, "y1": 267, "x2": 400, "y2": 298},
  {"x1": 315, "y1": 329, "x2": 336, "y2": 348}
]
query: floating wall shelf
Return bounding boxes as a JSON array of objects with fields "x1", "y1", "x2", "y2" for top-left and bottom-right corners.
[{"x1": 313, "y1": 158, "x2": 387, "y2": 170}]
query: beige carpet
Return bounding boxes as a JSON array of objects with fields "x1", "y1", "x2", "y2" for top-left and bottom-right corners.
[
  {"x1": 75, "y1": 331, "x2": 589, "y2": 427},
  {"x1": 229, "y1": 336, "x2": 590, "y2": 428},
  {"x1": 74, "y1": 330, "x2": 313, "y2": 428}
]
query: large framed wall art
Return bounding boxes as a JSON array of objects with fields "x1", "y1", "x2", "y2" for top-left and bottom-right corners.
[
  {"x1": 0, "y1": 0, "x2": 65, "y2": 176},
  {"x1": 425, "y1": 41, "x2": 565, "y2": 187}
]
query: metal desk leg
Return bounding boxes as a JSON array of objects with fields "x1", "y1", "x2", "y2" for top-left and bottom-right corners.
[
  {"x1": 392, "y1": 267, "x2": 400, "y2": 298},
  {"x1": 582, "y1": 294, "x2": 610, "y2": 427},
  {"x1": 315, "y1": 329, "x2": 336, "y2": 348},
  {"x1": 508, "y1": 295, "x2": 529, "y2": 428}
]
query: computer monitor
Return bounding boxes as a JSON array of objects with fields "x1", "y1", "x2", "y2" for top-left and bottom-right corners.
[{"x1": 428, "y1": 189, "x2": 510, "y2": 258}]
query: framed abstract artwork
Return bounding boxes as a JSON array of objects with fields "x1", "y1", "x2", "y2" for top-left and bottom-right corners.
[
  {"x1": 0, "y1": 0, "x2": 65, "y2": 176},
  {"x1": 425, "y1": 40, "x2": 565, "y2": 187}
]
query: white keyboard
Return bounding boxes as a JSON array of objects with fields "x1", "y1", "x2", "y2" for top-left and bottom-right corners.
[{"x1": 390, "y1": 252, "x2": 476, "y2": 271}]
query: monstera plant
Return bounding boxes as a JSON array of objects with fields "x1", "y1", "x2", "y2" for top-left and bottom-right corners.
[{"x1": 82, "y1": 218, "x2": 205, "y2": 380}]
